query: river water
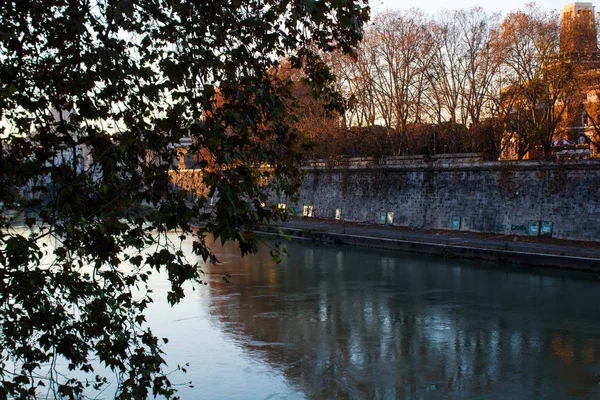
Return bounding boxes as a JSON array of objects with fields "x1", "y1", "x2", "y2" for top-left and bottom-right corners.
[{"x1": 144, "y1": 237, "x2": 600, "y2": 399}]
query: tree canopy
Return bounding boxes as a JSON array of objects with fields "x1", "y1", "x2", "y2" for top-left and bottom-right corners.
[
  {"x1": 318, "y1": 3, "x2": 600, "y2": 160},
  {"x1": 0, "y1": 0, "x2": 369, "y2": 397}
]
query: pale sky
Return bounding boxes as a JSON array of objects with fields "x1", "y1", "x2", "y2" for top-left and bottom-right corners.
[{"x1": 374, "y1": 0, "x2": 592, "y2": 15}]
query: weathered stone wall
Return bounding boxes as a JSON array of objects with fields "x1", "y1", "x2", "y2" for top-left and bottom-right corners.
[{"x1": 281, "y1": 159, "x2": 600, "y2": 241}]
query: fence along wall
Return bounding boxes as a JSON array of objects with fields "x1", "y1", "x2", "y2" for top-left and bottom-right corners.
[{"x1": 283, "y1": 158, "x2": 600, "y2": 242}]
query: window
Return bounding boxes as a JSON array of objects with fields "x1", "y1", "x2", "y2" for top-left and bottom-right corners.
[{"x1": 303, "y1": 205, "x2": 313, "y2": 217}]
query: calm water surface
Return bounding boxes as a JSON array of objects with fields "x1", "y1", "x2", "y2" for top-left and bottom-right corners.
[{"x1": 146, "y1": 237, "x2": 600, "y2": 399}]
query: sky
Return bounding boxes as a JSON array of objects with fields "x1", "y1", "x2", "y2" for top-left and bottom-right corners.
[{"x1": 374, "y1": 0, "x2": 588, "y2": 15}]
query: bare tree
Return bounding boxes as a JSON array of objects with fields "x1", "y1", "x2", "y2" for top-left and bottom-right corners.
[
  {"x1": 322, "y1": 4, "x2": 592, "y2": 160},
  {"x1": 457, "y1": 8, "x2": 502, "y2": 126},
  {"x1": 328, "y1": 43, "x2": 379, "y2": 127},
  {"x1": 369, "y1": 11, "x2": 433, "y2": 135}
]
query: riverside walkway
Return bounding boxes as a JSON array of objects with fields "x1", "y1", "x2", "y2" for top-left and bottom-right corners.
[{"x1": 259, "y1": 218, "x2": 600, "y2": 271}]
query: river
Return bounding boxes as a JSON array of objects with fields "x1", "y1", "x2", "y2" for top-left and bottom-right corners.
[{"x1": 142, "y1": 237, "x2": 600, "y2": 399}]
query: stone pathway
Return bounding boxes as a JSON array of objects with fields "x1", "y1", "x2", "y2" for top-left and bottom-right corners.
[{"x1": 260, "y1": 217, "x2": 600, "y2": 270}]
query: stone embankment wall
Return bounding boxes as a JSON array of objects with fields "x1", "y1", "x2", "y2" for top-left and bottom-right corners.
[{"x1": 281, "y1": 156, "x2": 600, "y2": 242}]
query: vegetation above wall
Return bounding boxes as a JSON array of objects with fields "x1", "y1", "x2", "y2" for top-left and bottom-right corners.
[{"x1": 294, "y1": 3, "x2": 600, "y2": 161}]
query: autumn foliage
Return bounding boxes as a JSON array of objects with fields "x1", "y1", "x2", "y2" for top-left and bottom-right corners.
[{"x1": 295, "y1": 3, "x2": 600, "y2": 161}]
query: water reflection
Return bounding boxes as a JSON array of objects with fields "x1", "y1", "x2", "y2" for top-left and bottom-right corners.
[{"x1": 202, "y1": 240, "x2": 600, "y2": 399}]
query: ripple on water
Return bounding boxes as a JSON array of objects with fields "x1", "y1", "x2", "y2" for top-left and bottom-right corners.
[
  {"x1": 210, "y1": 292, "x2": 242, "y2": 301},
  {"x1": 253, "y1": 311, "x2": 289, "y2": 319},
  {"x1": 281, "y1": 293, "x2": 307, "y2": 301},
  {"x1": 246, "y1": 340, "x2": 289, "y2": 348},
  {"x1": 249, "y1": 294, "x2": 279, "y2": 299}
]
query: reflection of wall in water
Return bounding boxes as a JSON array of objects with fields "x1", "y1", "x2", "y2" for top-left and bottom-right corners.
[{"x1": 206, "y1": 243, "x2": 600, "y2": 398}]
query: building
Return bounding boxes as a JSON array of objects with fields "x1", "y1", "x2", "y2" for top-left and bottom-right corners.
[
  {"x1": 560, "y1": 2, "x2": 597, "y2": 55},
  {"x1": 560, "y1": 2, "x2": 600, "y2": 158},
  {"x1": 501, "y1": 2, "x2": 600, "y2": 160}
]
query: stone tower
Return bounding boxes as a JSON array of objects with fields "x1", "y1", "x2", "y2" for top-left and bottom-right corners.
[{"x1": 560, "y1": 2, "x2": 597, "y2": 55}]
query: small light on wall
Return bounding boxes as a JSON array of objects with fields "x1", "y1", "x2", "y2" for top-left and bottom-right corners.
[
  {"x1": 515, "y1": 190, "x2": 520, "y2": 197},
  {"x1": 386, "y1": 211, "x2": 394, "y2": 225},
  {"x1": 303, "y1": 205, "x2": 314, "y2": 217}
]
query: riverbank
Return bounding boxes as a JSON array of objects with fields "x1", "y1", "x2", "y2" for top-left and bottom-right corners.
[{"x1": 257, "y1": 217, "x2": 600, "y2": 271}]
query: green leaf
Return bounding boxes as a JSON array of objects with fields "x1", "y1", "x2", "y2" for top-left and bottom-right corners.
[{"x1": 0, "y1": 0, "x2": 368, "y2": 396}]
